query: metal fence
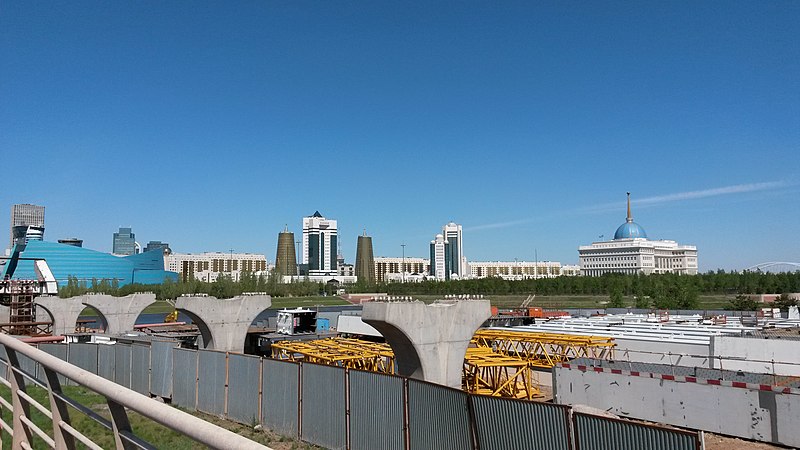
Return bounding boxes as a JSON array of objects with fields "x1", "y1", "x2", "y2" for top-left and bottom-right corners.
[
  {"x1": 573, "y1": 412, "x2": 701, "y2": 450},
  {"x1": 0, "y1": 341, "x2": 705, "y2": 450},
  {"x1": 471, "y1": 395, "x2": 571, "y2": 450}
]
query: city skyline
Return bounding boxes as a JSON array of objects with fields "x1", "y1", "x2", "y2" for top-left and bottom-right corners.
[{"x1": 2, "y1": 3, "x2": 798, "y2": 271}]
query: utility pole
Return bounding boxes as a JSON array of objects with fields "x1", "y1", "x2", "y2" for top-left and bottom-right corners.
[{"x1": 401, "y1": 243, "x2": 406, "y2": 283}]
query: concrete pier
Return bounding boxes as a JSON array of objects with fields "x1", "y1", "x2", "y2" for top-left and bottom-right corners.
[
  {"x1": 175, "y1": 295, "x2": 272, "y2": 353},
  {"x1": 36, "y1": 293, "x2": 158, "y2": 335},
  {"x1": 362, "y1": 299, "x2": 491, "y2": 388},
  {"x1": 35, "y1": 296, "x2": 85, "y2": 336},
  {"x1": 83, "y1": 293, "x2": 157, "y2": 335}
]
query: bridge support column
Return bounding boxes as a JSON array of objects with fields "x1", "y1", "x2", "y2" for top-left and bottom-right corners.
[
  {"x1": 81, "y1": 293, "x2": 157, "y2": 335},
  {"x1": 34, "y1": 296, "x2": 85, "y2": 336},
  {"x1": 362, "y1": 300, "x2": 490, "y2": 388},
  {"x1": 175, "y1": 295, "x2": 272, "y2": 354}
]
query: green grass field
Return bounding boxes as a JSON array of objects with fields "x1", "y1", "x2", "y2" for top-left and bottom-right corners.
[
  {"x1": 0, "y1": 384, "x2": 314, "y2": 449},
  {"x1": 413, "y1": 294, "x2": 737, "y2": 310}
]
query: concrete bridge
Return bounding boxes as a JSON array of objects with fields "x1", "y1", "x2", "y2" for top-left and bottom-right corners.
[{"x1": 35, "y1": 293, "x2": 271, "y2": 353}]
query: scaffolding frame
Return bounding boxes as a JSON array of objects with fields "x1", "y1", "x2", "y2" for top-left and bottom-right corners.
[
  {"x1": 473, "y1": 329, "x2": 616, "y2": 369},
  {"x1": 463, "y1": 347, "x2": 540, "y2": 399}
]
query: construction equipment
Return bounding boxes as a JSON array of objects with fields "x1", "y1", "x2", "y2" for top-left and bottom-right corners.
[
  {"x1": 473, "y1": 329, "x2": 615, "y2": 369},
  {"x1": 463, "y1": 347, "x2": 539, "y2": 399}
]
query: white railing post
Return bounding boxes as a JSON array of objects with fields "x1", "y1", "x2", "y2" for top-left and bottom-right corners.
[
  {"x1": 5, "y1": 349, "x2": 33, "y2": 448},
  {"x1": 42, "y1": 367, "x2": 76, "y2": 450}
]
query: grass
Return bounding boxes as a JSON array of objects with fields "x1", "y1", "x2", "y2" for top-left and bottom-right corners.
[
  {"x1": 413, "y1": 294, "x2": 738, "y2": 310},
  {"x1": 0, "y1": 384, "x2": 316, "y2": 449},
  {"x1": 269, "y1": 296, "x2": 350, "y2": 309}
]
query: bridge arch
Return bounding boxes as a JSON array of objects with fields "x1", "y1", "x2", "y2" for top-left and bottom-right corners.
[
  {"x1": 745, "y1": 262, "x2": 800, "y2": 273},
  {"x1": 175, "y1": 295, "x2": 272, "y2": 354}
]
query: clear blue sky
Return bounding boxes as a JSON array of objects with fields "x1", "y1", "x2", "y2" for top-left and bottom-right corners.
[{"x1": 2, "y1": 2, "x2": 798, "y2": 271}]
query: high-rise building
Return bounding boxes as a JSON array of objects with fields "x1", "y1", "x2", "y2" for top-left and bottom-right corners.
[
  {"x1": 429, "y1": 234, "x2": 450, "y2": 281},
  {"x1": 275, "y1": 227, "x2": 298, "y2": 276},
  {"x1": 442, "y1": 222, "x2": 467, "y2": 277},
  {"x1": 112, "y1": 227, "x2": 136, "y2": 256},
  {"x1": 355, "y1": 232, "x2": 375, "y2": 284},
  {"x1": 9, "y1": 204, "x2": 45, "y2": 249},
  {"x1": 144, "y1": 241, "x2": 170, "y2": 254},
  {"x1": 302, "y1": 211, "x2": 338, "y2": 276},
  {"x1": 578, "y1": 193, "x2": 698, "y2": 276}
]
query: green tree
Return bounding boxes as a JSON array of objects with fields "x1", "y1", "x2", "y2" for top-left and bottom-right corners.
[
  {"x1": 774, "y1": 293, "x2": 798, "y2": 311},
  {"x1": 608, "y1": 288, "x2": 625, "y2": 308},
  {"x1": 726, "y1": 294, "x2": 759, "y2": 311}
]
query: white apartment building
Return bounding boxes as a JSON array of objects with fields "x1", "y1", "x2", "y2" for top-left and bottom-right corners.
[
  {"x1": 578, "y1": 194, "x2": 698, "y2": 276},
  {"x1": 302, "y1": 211, "x2": 338, "y2": 276},
  {"x1": 469, "y1": 261, "x2": 578, "y2": 280},
  {"x1": 165, "y1": 252, "x2": 269, "y2": 282},
  {"x1": 430, "y1": 234, "x2": 448, "y2": 281},
  {"x1": 374, "y1": 256, "x2": 430, "y2": 282}
]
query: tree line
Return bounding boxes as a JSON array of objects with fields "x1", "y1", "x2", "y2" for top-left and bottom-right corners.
[{"x1": 58, "y1": 270, "x2": 800, "y2": 310}]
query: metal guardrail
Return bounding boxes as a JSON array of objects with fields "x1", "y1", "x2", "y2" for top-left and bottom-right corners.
[{"x1": 0, "y1": 333, "x2": 269, "y2": 450}]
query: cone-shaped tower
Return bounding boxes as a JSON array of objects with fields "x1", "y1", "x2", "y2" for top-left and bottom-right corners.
[
  {"x1": 275, "y1": 227, "x2": 298, "y2": 276},
  {"x1": 355, "y1": 231, "x2": 375, "y2": 284}
]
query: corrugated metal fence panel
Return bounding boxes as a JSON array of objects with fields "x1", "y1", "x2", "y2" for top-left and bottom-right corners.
[
  {"x1": 226, "y1": 353, "x2": 261, "y2": 424},
  {"x1": 349, "y1": 370, "x2": 405, "y2": 450},
  {"x1": 172, "y1": 348, "x2": 198, "y2": 409},
  {"x1": 301, "y1": 363, "x2": 346, "y2": 450},
  {"x1": 67, "y1": 343, "x2": 98, "y2": 375},
  {"x1": 130, "y1": 344, "x2": 150, "y2": 395},
  {"x1": 13, "y1": 350, "x2": 39, "y2": 385},
  {"x1": 408, "y1": 379, "x2": 472, "y2": 450},
  {"x1": 197, "y1": 350, "x2": 227, "y2": 416},
  {"x1": 261, "y1": 358, "x2": 299, "y2": 437},
  {"x1": 97, "y1": 344, "x2": 116, "y2": 382},
  {"x1": 0, "y1": 345, "x2": 8, "y2": 378},
  {"x1": 471, "y1": 395, "x2": 571, "y2": 450},
  {"x1": 150, "y1": 341, "x2": 176, "y2": 398},
  {"x1": 38, "y1": 343, "x2": 68, "y2": 386},
  {"x1": 114, "y1": 343, "x2": 132, "y2": 388},
  {"x1": 573, "y1": 412, "x2": 700, "y2": 450}
]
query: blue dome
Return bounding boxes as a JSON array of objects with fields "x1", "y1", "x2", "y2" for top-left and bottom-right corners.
[{"x1": 614, "y1": 221, "x2": 647, "y2": 240}]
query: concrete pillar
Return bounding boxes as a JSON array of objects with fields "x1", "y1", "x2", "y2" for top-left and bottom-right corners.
[
  {"x1": 34, "y1": 296, "x2": 85, "y2": 336},
  {"x1": 362, "y1": 299, "x2": 491, "y2": 388},
  {"x1": 175, "y1": 295, "x2": 272, "y2": 354},
  {"x1": 81, "y1": 293, "x2": 157, "y2": 334}
]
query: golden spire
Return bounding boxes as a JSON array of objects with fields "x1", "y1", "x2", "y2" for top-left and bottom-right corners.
[{"x1": 626, "y1": 192, "x2": 632, "y2": 223}]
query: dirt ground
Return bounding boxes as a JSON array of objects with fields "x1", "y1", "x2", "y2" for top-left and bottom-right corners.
[{"x1": 703, "y1": 433, "x2": 785, "y2": 450}]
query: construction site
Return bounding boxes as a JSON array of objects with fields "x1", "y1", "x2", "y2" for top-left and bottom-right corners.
[{"x1": 1, "y1": 267, "x2": 799, "y2": 449}]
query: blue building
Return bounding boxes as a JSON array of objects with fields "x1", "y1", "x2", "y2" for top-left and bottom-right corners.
[
  {"x1": 113, "y1": 227, "x2": 136, "y2": 255},
  {"x1": 2, "y1": 240, "x2": 178, "y2": 287}
]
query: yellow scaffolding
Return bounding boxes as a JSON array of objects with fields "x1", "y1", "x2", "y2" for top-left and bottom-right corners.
[
  {"x1": 270, "y1": 331, "x2": 614, "y2": 401},
  {"x1": 463, "y1": 347, "x2": 540, "y2": 399},
  {"x1": 472, "y1": 329, "x2": 615, "y2": 369},
  {"x1": 271, "y1": 338, "x2": 395, "y2": 374}
]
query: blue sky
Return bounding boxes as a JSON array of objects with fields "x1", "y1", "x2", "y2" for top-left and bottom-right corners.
[{"x1": 1, "y1": 2, "x2": 798, "y2": 271}]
